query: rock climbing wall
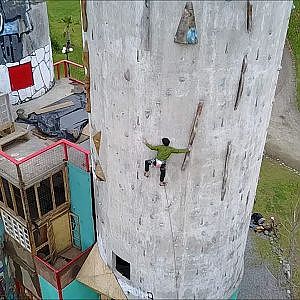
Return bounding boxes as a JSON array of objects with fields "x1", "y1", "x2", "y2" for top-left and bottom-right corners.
[
  {"x1": 86, "y1": 1, "x2": 292, "y2": 298},
  {"x1": 0, "y1": 0, "x2": 54, "y2": 105}
]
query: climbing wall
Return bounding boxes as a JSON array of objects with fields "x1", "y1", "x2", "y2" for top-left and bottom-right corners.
[
  {"x1": 85, "y1": 1, "x2": 292, "y2": 298},
  {"x1": 0, "y1": 0, "x2": 54, "y2": 104}
]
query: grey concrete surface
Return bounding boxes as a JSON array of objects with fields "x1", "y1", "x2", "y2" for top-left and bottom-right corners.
[
  {"x1": 266, "y1": 44, "x2": 300, "y2": 171},
  {"x1": 12, "y1": 78, "x2": 74, "y2": 118},
  {"x1": 86, "y1": 1, "x2": 292, "y2": 299},
  {"x1": 239, "y1": 232, "x2": 288, "y2": 299}
]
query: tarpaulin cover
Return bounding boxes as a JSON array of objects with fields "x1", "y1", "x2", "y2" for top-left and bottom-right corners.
[{"x1": 16, "y1": 93, "x2": 88, "y2": 142}]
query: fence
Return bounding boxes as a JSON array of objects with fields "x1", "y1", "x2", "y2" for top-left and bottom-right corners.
[
  {"x1": 34, "y1": 246, "x2": 92, "y2": 300},
  {"x1": 53, "y1": 60, "x2": 85, "y2": 85},
  {"x1": 0, "y1": 139, "x2": 90, "y2": 186}
]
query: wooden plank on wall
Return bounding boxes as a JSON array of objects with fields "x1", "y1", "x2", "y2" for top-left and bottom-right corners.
[{"x1": 181, "y1": 102, "x2": 203, "y2": 171}]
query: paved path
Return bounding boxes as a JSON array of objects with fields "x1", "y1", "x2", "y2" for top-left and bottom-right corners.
[
  {"x1": 266, "y1": 44, "x2": 300, "y2": 171},
  {"x1": 239, "y1": 233, "x2": 288, "y2": 299}
]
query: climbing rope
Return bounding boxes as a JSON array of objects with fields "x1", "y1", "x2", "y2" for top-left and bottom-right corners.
[{"x1": 163, "y1": 186, "x2": 179, "y2": 299}]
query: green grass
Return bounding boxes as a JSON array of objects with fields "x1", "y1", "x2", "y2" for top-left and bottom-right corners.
[
  {"x1": 287, "y1": 0, "x2": 300, "y2": 109},
  {"x1": 254, "y1": 158, "x2": 300, "y2": 297},
  {"x1": 47, "y1": 0, "x2": 82, "y2": 64}
]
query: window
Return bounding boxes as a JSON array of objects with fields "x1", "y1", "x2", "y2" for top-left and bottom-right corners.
[
  {"x1": 114, "y1": 253, "x2": 130, "y2": 280},
  {"x1": 2, "y1": 178, "x2": 13, "y2": 211},
  {"x1": 1, "y1": 169, "x2": 68, "y2": 221},
  {"x1": 26, "y1": 186, "x2": 39, "y2": 221},
  {"x1": 1, "y1": 209, "x2": 31, "y2": 252},
  {"x1": 37, "y1": 178, "x2": 53, "y2": 216},
  {"x1": 12, "y1": 186, "x2": 25, "y2": 219},
  {"x1": 52, "y1": 171, "x2": 66, "y2": 207}
]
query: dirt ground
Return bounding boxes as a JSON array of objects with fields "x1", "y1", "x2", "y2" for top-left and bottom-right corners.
[{"x1": 266, "y1": 43, "x2": 300, "y2": 171}]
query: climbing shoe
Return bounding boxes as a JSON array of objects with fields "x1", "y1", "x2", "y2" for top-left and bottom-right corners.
[
  {"x1": 144, "y1": 171, "x2": 150, "y2": 178},
  {"x1": 159, "y1": 181, "x2": 167, "y2": 186}
]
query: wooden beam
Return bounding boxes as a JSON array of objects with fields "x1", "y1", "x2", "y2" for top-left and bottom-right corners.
[
  {"x1": 49, "y1": 175, "x2": 57, "y2": 210},
  {"x1": 234, "y1": 55, "x2": 247, "y2": 110},
  {"x1": 181, "y1": 102, "x2": 203, "y2": 171},
  {"x1": 81, "y1": 0, "x2": 88, "y2": 32},
  {"x1": 221, "y1": 142, "x2": 232, "y2": 201},
  {"x1": 8, "y1": 182, "x2": 17, "y2": 214},
  {"x1": 34, "y1": 185, "x2": 42, "y2": 220},
  {"x1": 35, "y1": 101, "x2": 74, "y2": 114},
  {"x1": 247, "y1": 0, "x2": 253, "y2": 33},
  {"x1": 83, "y1": 41, "x2": 91, "y2": 113}
]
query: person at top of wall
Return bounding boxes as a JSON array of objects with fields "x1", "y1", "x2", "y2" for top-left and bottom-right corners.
[{"x1": 143, "y1": 137, "x2": 189, "y2": 186}]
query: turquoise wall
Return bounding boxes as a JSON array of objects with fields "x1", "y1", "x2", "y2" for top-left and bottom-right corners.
[
  {"x1": 62, "y1": 280, "x2": 99, "y2": 300},
  {"x1": 230, "y1": 289, "x2": 239, "y2": 300},
  {"x1": 68, "y1": 163, "x2": 95, "y2": 251},
  {"x1": 39, "y1": 275, "x2": 59, "y2": 300}
]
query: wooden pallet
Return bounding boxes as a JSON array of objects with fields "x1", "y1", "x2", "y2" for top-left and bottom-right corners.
[
  {"x1": 0, "y1": 122, "x2": 15, "y2": 138},
  {"x1": 0, "y1": 125, "x2": 29, "y2": 151},
  {"x1": 181, "y1": 102, "x2": 203, "y2": 171}
]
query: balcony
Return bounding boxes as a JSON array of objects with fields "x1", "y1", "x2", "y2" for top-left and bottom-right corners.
[{"x1": 34, "y1": 245, "x2": 93, "y2": 297}]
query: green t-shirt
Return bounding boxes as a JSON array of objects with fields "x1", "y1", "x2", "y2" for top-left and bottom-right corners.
[{"x1": 146, "y1": 143, "x2": 188, "y2": 161}]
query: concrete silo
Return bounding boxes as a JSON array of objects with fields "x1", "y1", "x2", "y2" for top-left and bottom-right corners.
[
  {"x1": 0, "y1": 0, "x2": 54, "y2": 105},
  {"x1": 83, "y1": 1, "x2": 292, "y2": 298}
]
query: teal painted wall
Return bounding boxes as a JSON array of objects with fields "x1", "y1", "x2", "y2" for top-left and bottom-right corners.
[
  {"x1": 62, "y1": 280, "x2": 99, "y2": 300},
  {"x1": 39, "y1": 275, "x2": 59, "y2": 300},
  {"x1": 68, "y1": 163, "x2": 95, "y2": 251},
  {"x1": 230, "y1": 289, "x2": 239, "y2": 300}
]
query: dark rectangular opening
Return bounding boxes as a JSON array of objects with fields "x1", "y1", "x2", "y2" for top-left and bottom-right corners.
[
  {"x1": 33, "y1": 224, "x2": 48, "y2": 248},
  {"x1": 12, "y1": 186, "x2": 25, "y2": 219},
  {"x1": 52, "y1": 171, "x2": 66, "y2": 207},
  {"x1": 26, "y1": 186, "x2": 39, "y2": 221},
  {"x1": 115, "y1": 253, "x2": 130, "y2": 280},
  {"x1": 37, "y1": 178, "x2": 53, "y2": 216},
  {"x1": 2, "y1": 178, "x2": 13, "y2": 211},
  {"x1": 37, "y1": 244, "x2": 50, "y2": 260}
]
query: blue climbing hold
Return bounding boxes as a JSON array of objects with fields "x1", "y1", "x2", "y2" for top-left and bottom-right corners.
[{"x1": 186, "y1": 27, "x2": 198, "y2": 44}]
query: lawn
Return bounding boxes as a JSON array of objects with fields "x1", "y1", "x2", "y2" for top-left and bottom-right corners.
[
  {"x1": 254, "y1": 158, "x2": 300, "y2": 297},
  {"x1": 46, "y1": 0, "x2": 82, "y2": 65},
  {"x1": 287, "y1": 0, "x2": 300, "y2": 109},
  {"x1": 46, "y1": 0, "x2": 300, "y2": 108}
]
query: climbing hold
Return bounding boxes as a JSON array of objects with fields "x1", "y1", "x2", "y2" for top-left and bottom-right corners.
[
  {"x1": 166, "y1": 88, "x2": 172, "y2": 96},
  {"x1": 145, "y1": 109, "x2": 151, "y2": 119},
  {"x1": 174, "y1": 2, "x2": 198, "y2": 45},
  {"x1": 95, "y1": 162, "x2": 106, "y2": 181},
  {"x1": 124, "y1": 69, "x2": 130, "y2": 81},
  {"x1": 92, "y1": 131, "x2": 101, "y2": 154}
]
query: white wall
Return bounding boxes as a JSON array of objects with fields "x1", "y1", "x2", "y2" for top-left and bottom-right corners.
[{"x1": 87, "y1": 1, "x2": 292, "y2": 298}]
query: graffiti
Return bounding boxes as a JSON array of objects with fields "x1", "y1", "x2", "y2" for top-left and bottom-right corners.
[{"x1": 0, "y1": 0, "x2": 33, "y2": 64}]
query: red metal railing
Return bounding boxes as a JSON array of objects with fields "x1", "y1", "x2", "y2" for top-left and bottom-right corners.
[
  {"x1": 34, "y1": 246, "x2": 93, "y2": 300},
  {"x1": 53, "y1": 60, "x2": 85, "y2": 85},
  {"x1": 0, "y1": 139, "x2": 90, "y2": 184}
]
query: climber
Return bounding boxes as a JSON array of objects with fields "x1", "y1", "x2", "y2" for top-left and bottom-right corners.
[{"x1": 143, "y1": 137, "x2": 189, "y2": 186}]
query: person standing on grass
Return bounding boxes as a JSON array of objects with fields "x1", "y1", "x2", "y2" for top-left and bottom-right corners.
[{"x1": 143, "y1": 137, "x2": 189, "y2": 186}]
